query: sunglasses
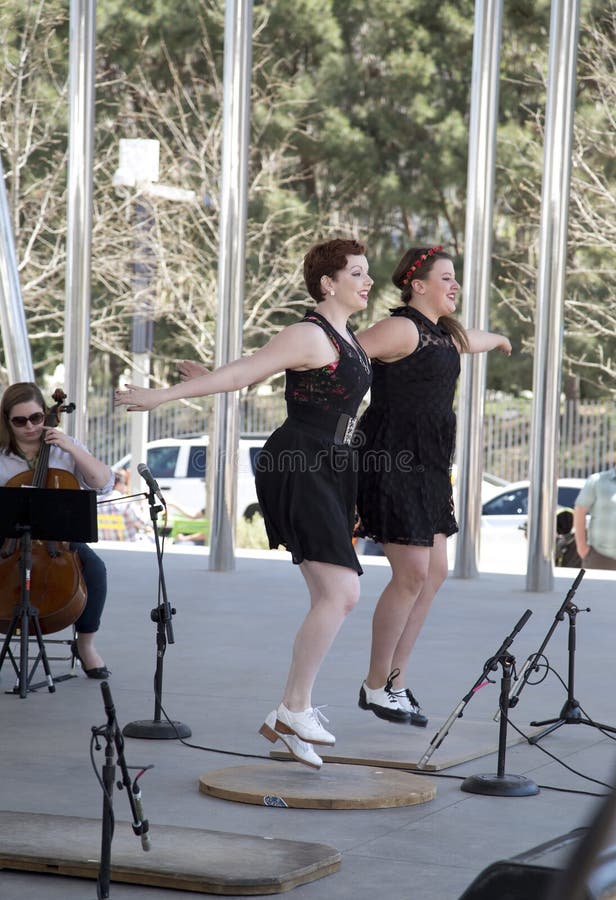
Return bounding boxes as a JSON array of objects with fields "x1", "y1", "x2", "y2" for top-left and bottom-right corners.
[{"x1": 10, "y1": 412, "x2": 45, "y2": 428}]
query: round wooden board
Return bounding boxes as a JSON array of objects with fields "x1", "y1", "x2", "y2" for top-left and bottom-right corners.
[{"x1": 199, "y1": 762, "x2": 436, "y2": 809}]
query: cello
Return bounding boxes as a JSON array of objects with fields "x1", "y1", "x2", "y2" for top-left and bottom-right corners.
[{"x1": 0, "y1": 388, "x2": 87, "y2": 635}]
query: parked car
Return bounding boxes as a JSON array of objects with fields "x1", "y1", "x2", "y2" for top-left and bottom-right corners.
[
  {"x1": 112, "y1": 435, "x2": 266, "y2": 520},
  {"x1": 480, "y1": 478, "x2": 585, "y2": 529},
  {"x1": 481, "y1": 477, "x2": 585, "y2": 567},
  {"x1": 356, "y1": 472, "x2": 510, "y2": 556},
  {"x1": 452, "y1": 466, "x2": 509, "y2": 505},
  {"x1": 357, "y1": 476, "x2": 585, "y2": 562}
]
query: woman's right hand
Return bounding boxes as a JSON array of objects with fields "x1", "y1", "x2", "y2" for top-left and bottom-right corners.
[
  {"x1": 495, "y1": 336, "x2": 512, "y2": 356},
  {"x1": 177, "y1": 360, "x2": 209, "y2": 381},
  {"x1": 114, "y1": 385, "x2": 166, "y2": 412}
]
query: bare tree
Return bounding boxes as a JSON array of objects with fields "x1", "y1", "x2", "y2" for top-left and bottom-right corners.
[
  {"x1": 0, "y1": 2, "x2": 317, "y2": 398},
  {"x1": 495, "y1": 3, "x2": 616, "y2": 396},
  {"x1": 0, "y1": 1, "x2": 71, "y2": 376}
]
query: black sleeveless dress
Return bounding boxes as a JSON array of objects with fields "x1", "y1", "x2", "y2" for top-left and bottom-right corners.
[
  {"x1": 255, "y1": 310, "x2": 372, "y2": 573},
  {"x1": 356, "y1": 306, "x2": 460, "y2": 546}
]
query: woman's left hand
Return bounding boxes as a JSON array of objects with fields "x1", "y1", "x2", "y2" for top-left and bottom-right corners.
[
  {"x1": 43, "y1": 427, "x2": 73, "y2": 451},
  {"x1": 114, "y1": 385, "x2": 165, "y2": 412},
  {"x1": 496, "y1": 336, "x2": 512, "y2": 356}
]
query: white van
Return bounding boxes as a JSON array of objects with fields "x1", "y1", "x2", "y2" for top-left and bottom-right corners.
[{"x1": 112, "y1": 435, "x2": 266, "y2": 520}]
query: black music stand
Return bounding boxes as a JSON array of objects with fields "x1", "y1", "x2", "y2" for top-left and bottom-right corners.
[{"x1": 0, "y1": 487, "x2": 97, "y2": 698}]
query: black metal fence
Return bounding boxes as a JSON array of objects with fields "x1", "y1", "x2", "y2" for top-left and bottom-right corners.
[{"x1": 88, "y1": 392, "x2": 615, "y2": 482}]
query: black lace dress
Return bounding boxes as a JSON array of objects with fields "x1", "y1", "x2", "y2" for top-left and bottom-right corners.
[
  {"x1": 356, "y1": 305, "x2": 460, "y2": 546},
  {"x1": 255, "y1": 310, "x2": 372, "y2": 573}
]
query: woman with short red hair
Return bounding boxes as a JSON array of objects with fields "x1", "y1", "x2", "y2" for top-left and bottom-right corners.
[{"x1": 116, "y1": 237, "x2": 374, "y2": 769}]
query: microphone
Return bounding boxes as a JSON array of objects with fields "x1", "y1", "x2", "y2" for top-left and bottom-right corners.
[
  {"x1": 132, "y1": 784, "x2": 151, "y2": 851},
  {"x1": 137, "y1": 463, "x2": 166, "y2": 506},
  {"x1": 101, "y1": 680, "x2": 116, "y2": 726}
]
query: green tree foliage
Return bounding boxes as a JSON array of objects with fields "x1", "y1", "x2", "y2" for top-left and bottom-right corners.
[
  {"x1": 494, "y1": 0, "x2": 615, "y2": 397},
  {"x1": 0, "y1": 1, "x2": 69, "y2": 374},
  {"x1": 0, "y1": 0, "x2": 613, "y2": 401}
]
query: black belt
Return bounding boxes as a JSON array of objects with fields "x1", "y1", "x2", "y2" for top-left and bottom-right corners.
[
  {"x1": 287, "y1": 411, "x2": 358, "y2": 446},
  {"x1": 333, "y1": 413, "x2": 358, "y2": 446}
]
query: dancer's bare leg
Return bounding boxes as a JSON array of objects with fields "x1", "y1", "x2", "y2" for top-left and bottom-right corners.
[
  {"x1": 365, "y1": 544, "x2": 430, "y2": 689},
  {"x1": 365, "y1": 534, "x2": 448, "y2": 690},
  {"x1": 390, "y1": 534, "x2": 448, "y2": 689},
  {"x1": 281, "y1": 560, "x2": 360, "y2": 711}
]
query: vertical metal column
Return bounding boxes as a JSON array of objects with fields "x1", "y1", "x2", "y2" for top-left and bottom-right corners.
[
  {"x1": 0, "y1": 155, "x2": 34, "y2": 382},
  {"x1": 64, "y1": 0, "x2": 96, "y2": 440},
  {"x1": 526, "y1": 0, "x2": 581, "y2": 593},
  {"x1": 128, "y1": 195, "x2": 155, "y2": 495},
  {"x1": 453, "y1": 0, "x2": 503, "y2": 579},
  {"x1": 208, "y1": 0, "x2": 253, "y2": 572},
  {"x1": 113, "y1": 138, "x2": 161, "y2": 495}
]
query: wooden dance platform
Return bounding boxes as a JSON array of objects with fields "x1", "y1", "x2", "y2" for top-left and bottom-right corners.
[
  {"x1": 268, "y1": 714, "x2": 544, "y2": 771},
  {"x1": 199, "y1": 761, "x2": 437, "y2": 809},
  {"x1": 0, "y1": 811, "x2": 341, "y2": 895}
]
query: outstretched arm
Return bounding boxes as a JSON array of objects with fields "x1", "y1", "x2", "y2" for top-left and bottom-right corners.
[
  {"x1": 115, "y1": 322, "x2": 325, "y2": 412},
  {"x1": 463, "y1": 329, "x2": 512, "y2": 355},
  {"x1": 357, "y1": 317, "x2": 419, "y2": 362}
]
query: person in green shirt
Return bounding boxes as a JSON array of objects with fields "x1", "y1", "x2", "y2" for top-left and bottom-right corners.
[{"x1": 573, "y1": 465, "x2": 616, "y2": 570}]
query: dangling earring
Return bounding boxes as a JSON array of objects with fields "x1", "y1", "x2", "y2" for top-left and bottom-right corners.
[{"x1": 329, "y1": 290, "x2": 335, "y2": 296}]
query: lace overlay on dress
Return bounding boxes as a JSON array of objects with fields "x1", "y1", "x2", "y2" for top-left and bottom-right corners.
[
  {"x1": 285, "y1": 311, "x2": 371, "y2": 419},
  {"x1": 255, "y1": 308, "x2": 371, "y2": 572},
  {"x1": 356, "y1": 305, "x2": 461, "y2": 546}
]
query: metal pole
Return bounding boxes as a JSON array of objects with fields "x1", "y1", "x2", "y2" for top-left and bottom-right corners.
[
  {"x1": 453, "y1": 0, "x2": 503, "y2": 579},
  {"x1": 0, "y1": 154, "x2": 34, "y2": 382},
  {"x1": 208, "y1": 0, "x2": 253, "y2": 572},
  {"x1": 113, "y1": 139, "x2": 162, "y2": 494},
  {"x1": 64, "y1": 0, "x2": 96, "y2": 441},
  {"x1": 129, "y1": 196, "x2": 155, "y2": 495},
  {"x1": 526, "y1": 0, "x2": 580, "y2": 593}
]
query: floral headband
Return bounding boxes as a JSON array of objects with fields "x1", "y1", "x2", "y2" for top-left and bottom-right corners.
[{"x1": 401, "y1": 245, "x2": 444, "y2": 286}]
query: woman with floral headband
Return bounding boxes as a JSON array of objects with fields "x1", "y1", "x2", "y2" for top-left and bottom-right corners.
[{"x1": 355, "y1": 246, "x2": 511, "y2": 726}]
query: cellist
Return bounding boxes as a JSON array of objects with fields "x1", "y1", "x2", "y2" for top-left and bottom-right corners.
[{"x1": 0, "y1": 382, "x2": 112, "y2": 678}]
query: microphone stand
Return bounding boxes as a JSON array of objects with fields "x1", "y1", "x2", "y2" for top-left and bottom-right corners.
[
  {"x1": 493, "y1": 569, "x2": 585, "y2": 723},
  {"x1": 527, "y1": 569, "x2": 616, "y2": 743},
  {"x1": 94, "y1": 681, "x2": 151, "y2": 900},
  {"x1": 122, "y1": 484, "x2": 191, "y2": 740},
  {"x1": 460, "y1": 644, "x2": 540, "y2": 797},
  {"x1": 417, "y1": 609, "x2": 534, "y2": 782}
]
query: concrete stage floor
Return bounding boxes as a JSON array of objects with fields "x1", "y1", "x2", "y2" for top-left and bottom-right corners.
[{"x1": 1, "y1": 538, "x2": 616, "y2": 899}]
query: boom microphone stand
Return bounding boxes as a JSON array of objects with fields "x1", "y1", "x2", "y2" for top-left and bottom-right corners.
[
  {"x1": 418, "y1": 609, "x2": 534, "y2": 795},
  {"x1": 122, "y1": 465, "x2": 191, "y2": 740},
  {"x1": 494, "y1": 569, "x2": 584, "y2": 722},
  {"x1": 93, "y1": 681, "x2": 151, "y2": 899},
  {"x1": 527, "y1": 569, "x2": 616, "y2": 744},
  {"x1": 460, "y1": 643, "x2": 539, "y2": 797}
]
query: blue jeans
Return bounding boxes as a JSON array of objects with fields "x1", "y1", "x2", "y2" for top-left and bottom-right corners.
[{"x1": 70, "y1": 543, "x2": 107, "y2": 633}]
